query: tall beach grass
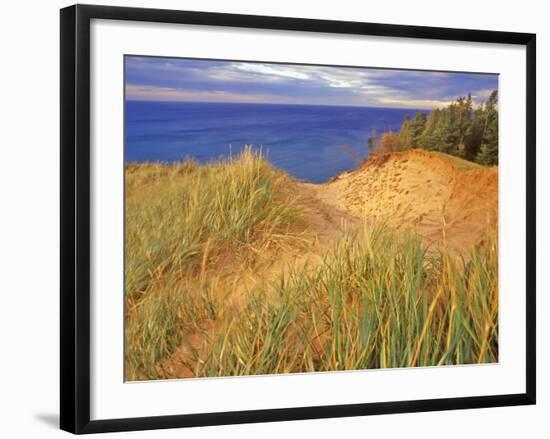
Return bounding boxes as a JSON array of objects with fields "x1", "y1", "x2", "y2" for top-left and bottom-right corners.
[
  {"x1": 125, "y1": 148, "x2": 304, "y2": 380},
  {"x1": 193, "y1": 224, "x2": 498, "y2": 377},
  {"x1": 125, "y1": 149, "x2": 498, "y2": 380}
]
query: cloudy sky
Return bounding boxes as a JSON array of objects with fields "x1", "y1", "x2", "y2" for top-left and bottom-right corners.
[{"x1": 125, "y1": 56, "x2": 498, "y2": 109}]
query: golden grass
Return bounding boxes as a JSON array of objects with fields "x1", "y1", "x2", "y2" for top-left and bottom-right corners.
[
  {"x1": 125, "y1": 148, "x2": 304, "y2": 380},
  {"x1": 125, "y1": 149, "x2": 498, "y2": 380},
  {"x1": 192, "y1": 224, "x2": 498, "y2": 376}
]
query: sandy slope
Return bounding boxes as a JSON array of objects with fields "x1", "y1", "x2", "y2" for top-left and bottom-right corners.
[{"x1": 305, "y1": 150, "x2": 498, "y2": 254}]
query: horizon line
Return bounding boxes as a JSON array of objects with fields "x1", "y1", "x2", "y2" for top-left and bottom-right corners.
[{"x1": 124, "y1": 98, "x2": 433, "y2": 111}]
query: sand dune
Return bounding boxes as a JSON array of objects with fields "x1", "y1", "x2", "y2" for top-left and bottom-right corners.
[
  {"x1": 304, "y1": 149, "x2": 498, "y2": 254},
  {"x1": 134, "y1": 150, "x2": 498, "y2": 379}
]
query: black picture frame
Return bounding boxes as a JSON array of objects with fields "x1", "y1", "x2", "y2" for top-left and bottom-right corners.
[{"x1": 60, "y1": 4, "x2": 536, "y2": 434}]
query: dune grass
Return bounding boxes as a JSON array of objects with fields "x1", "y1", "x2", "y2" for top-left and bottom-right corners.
[
  {"x1": 192, "y1": 224, "x2": 498, "y2": 377},
  {"x1": 125, "y1": 149, "x2": 498, "y2": 380},
  {"x1": 125, "y1": 148, "x2": 305, "y2": 380}
]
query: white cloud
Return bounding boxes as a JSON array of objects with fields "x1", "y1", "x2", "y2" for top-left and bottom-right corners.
[
  {"x1": 231, "y1": 63, "x2": 310, "y2": 80},
  {"x1": 471, "y1": 88, "x2": 495, "y2": 101},
  {"x1": 377, "y1": 97, "x2": 453, "y2": 109}
]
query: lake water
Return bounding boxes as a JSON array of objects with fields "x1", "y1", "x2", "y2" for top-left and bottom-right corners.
[{"x1": 125, "y1": 101, "x2": 417, "y2": 183}]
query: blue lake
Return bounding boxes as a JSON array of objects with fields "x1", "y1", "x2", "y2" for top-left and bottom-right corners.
[{"x1": 125, "y1": 101, "x2": 418, "y2": 183}]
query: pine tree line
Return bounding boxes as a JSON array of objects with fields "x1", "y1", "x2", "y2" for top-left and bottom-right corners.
[{"x1": 369, "y1": 90, "x2": 498, "y2": 165}]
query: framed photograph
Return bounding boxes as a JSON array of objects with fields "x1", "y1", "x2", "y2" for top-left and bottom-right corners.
[{"x1": 60, "y1": 4, "x2": 536, "y2": 434}]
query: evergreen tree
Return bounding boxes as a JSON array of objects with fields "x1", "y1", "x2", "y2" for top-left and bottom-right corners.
[
  {"x1": 377, "y1": 89, "x2": 498, "y2": 165},
  {"x1": 453, "y1": 94, "x2": 473, "y2": 158},
  {"x1": 475, "y1": 90, "x2": 498, "y2": 165},
  {"x1": 409, "y1": 111, "x2": 427, "y2": 148},
  {"x1": 419, "y1": 109, "x2": 442, "y2": 150},
  {"x1": 399, "y1": 116, "x2": 413, "y2": 149},
  {"x1": 475, "y1": 142, "x2": 497, "y2": 165},
  {"x1": 464, "y1": 107, "x2": 485, "y2": 161},
  {"x1": 432, "y1": 111, "x2": 459, "y2": 154}
]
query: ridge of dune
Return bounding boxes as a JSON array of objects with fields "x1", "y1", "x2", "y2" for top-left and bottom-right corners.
[{"x1": 307, "y1": 149, "x2": 498, "y2": 254}]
